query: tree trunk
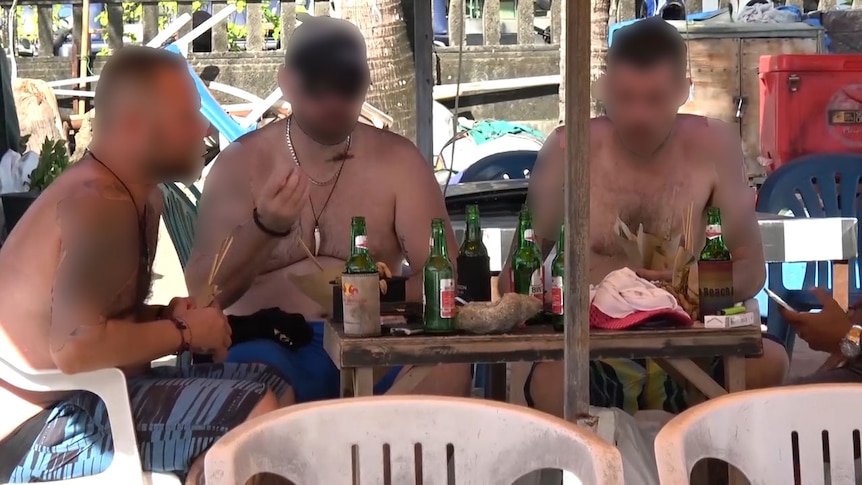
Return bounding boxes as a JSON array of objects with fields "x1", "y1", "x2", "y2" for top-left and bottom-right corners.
[
  {"x1": 591, "y1": 0, "x2": 612, "y2": 116},
  {"x1": 687, "y1": 0, "x2": 703, "y2": 13},
  {"x1": 853, "y1": 0, "x2": 862, "y2": 8},
  {"x1": 338, "y1": 0, "x2": 418, "y2": 141},
  {"x1": 818, "y1": 0, "x2": 837, "y2": 10}
]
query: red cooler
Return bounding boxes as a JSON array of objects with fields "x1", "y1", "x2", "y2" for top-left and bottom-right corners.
[{"x1": 759, "y1": 54, "x2": 862, "y2": 172}]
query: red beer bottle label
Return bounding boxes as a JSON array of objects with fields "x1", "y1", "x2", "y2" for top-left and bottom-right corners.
[
  {"x1": 551, "y1": 276, "x2": 564, "y2": 315},
  {"x1": 439, "y1": 278, "x2": 455, "y2": 318}
]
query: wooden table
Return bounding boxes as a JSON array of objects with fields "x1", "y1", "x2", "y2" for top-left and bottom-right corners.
[{"x1": 323, "y1": 321, "x2": 762, "y2": 399}]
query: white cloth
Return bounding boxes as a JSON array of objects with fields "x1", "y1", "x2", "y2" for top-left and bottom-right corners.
[
  {"x1": 0, "y1": 150, "x2": 39, "y2": 194},
  {"x1": 590, "y1": 268, "x2": 683, "y2": 318},
  {"x1": 737, "y1": 2, "x2": 798, "y2": 23}
]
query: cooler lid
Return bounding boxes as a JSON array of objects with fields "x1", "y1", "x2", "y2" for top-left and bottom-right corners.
[{"x1": 760, "y1": 54, "x2": 862, "y2": 73}]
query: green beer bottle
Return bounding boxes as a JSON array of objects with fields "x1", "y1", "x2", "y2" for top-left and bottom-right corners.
[
  {"x1": 697, "y1": 207, "x2": 733, "y2": 319},
  {"x1": 345, "y1": 216, "x2": 377, "y2": 274},
  {"x1": 551, "y1": 225, "x2": 565, "y2": 331},
  {"x1": 512, "y1": 205, "x2": 544, "y2": 301},
  {"x1": 457, "y1": 204, "x2": 491, "y2": 302},
  {"x1": 424, "y1": 218, "x2": 456, "y2": 333}
]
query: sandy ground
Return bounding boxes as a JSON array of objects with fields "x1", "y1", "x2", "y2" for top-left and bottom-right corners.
[{"x1": 149, "y1": 217, "x2": 826, "y2": 379}]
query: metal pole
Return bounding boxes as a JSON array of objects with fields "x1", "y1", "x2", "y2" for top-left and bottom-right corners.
[{"x1": 563, "y1": 0, "x2": 593, "y2": 425}]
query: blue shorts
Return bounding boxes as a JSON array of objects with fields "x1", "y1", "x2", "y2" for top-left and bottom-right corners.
[
  {"x1": 6, "y1": 362, "x2": 289, "y2": 482},
  {"x1": 227, "y1": 321, "x2": 401, "y2": 402}
]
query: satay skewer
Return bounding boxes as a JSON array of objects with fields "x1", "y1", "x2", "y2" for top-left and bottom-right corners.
[{"x1": 196, "y1": 235, "x2": 234, "y2": 308}]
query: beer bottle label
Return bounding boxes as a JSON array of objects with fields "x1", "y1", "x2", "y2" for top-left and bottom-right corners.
[
  {"x1": 355, "y1": 235, "x2": 368, "y2": 249},
  {"x1": 530, "y1": 268, "x2": 544, "y2": 300},
  {"x1": 439, "y1": 278, "x2": 455, "y2": 318},
  {"x1": 524, "y1": 229, "x2": 536, "y2": 243},
  {"x1": 705, "y1": 224, "x2": 722, "y2": 240},
  {"x1": 551, "y1": 276, "x2": 564, "y2": 315}
]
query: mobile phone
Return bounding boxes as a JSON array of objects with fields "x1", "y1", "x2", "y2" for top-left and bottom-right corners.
[{"x1": 765, "y1": 288, "x2": 797, "y2": 312}]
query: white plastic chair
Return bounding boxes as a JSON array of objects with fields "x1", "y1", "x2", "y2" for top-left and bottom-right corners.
[
  {"x1": 655, "y1": 384, "x2": 862, "y2": 484},
  {"x1": 0, "y1": 356, "x2": 180, "y2": 485},
  {"x1": 205, "y1": 395, "x2": 624, "y2": 485}
]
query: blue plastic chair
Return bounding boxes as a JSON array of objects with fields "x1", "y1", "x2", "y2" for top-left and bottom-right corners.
[
  {"x1": 755, "y1": 154, "x2": 862, "y2": 355},
  {"x1": 165, "y1": 44, "x2": 255, "y2": 144}
]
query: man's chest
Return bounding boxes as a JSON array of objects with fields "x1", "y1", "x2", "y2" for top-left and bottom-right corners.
[{"x1": 588, "y1": 156, "x2": 713, "y2": 257}]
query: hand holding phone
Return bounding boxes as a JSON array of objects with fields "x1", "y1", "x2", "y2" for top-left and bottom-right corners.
[{"x1": 765, "y1": 288, "x2": 797, "y2": 312}]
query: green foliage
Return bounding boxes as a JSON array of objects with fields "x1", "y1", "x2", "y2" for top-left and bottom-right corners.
[{"x1": 27, "y1": 138, "x2": 71, "y2": 192}]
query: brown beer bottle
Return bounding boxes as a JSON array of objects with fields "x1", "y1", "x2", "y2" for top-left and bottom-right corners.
[{"x1": 697, "y1": 207, "x2": 734, "y2": 319}]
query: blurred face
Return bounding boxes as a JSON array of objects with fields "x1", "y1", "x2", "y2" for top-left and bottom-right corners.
[
  {"x1": 603, "y1": 61, "x2": 688, "y2": 156},
  {"x1": 139, "y1": 68, "x2": 208, "y2": 182},
  {"x1": 280, "y1": 67, "x2": 368, "y2": 146}
]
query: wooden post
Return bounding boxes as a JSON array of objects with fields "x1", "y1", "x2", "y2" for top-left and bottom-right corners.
[
  {"x1": 562, "y1": 0, "x2": 592, "y2": 425},
  {"x1": 78, "y1": 0, "x2": 89, "y2": 116},
  {"x1": 414, "y1": 0, "x2": 433, "y2": 162}
]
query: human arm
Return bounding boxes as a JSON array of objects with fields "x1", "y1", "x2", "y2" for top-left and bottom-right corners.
[
  {"x1": 498, "y1": 127, "x2": 564, "y2": 294},
  {"x1": 707, "y1": 120, "x2": 765, "y2": 301},
  {"x1": 49, "y1": 190, "x2": 184, "y2": 374},
  {"x1": 185, "y1": 142, "x2": 307, "y2": 308},
  {"x1": 393, "y1": 139, "x2": 459, "y2": 301},
  {"x1": 778, "y1": 288, "x2": 851, "y2": 353}
]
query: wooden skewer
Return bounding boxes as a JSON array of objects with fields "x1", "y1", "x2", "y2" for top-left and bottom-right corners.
[
  {"x1": 197, "y1": 235, "x2": 234, "y2": 307},
  {"x1": 297, "y1": 237, "x2": 326, "y2": 272}
]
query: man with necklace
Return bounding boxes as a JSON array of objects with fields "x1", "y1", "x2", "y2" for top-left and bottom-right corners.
[
  {"x1": 499, "y1": 17, "x2": 790, "y2": 416},
  {"x1": 0, "y1": 47, "x2": 291, "y2": 484},
  {"x1": 186, "y1": 17, "x2": 472, "y2": 402}
]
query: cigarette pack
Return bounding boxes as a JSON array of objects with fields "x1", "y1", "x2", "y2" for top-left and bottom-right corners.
[{"x1": 703, "y1": 311, "x2": 758, "y2": 329}]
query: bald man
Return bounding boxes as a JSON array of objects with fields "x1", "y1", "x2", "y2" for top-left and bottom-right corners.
[{"x1": 0, "y1": 47, "x2": 291, "y2": 484}]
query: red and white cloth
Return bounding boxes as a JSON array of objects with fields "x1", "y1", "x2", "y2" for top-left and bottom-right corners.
[{"x1": 589, "y1": 268, "x2": 693, "y2": 330}]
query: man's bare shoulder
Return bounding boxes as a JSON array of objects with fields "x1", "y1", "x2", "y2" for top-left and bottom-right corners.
[
  {"x1": 677, "y1": 114, "x2": 738, "y2": 144},
  {"x1": 549, "y1": 118, "x2": 612, "y2": 154},
  {"x1": 360, "y1": 124, "x2": 430, "y2": 174},
  {"x1": 210, "y1": 121, "x2": 283, "y2": 173}
]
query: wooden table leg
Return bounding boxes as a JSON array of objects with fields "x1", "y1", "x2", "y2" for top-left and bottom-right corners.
[
  {"x1": 724, "y1": 355, "x2": 747, "y2": 485},
  {"x1": 353, "y1": 367, "x2": 374, "y2": 397},
  {"x1": 488, "y1": 363, "x2": 507, "y2": 401},
  {"x1": 385, "y1": 365, "x2": 435, "y2": 394},
  {"x1": 340, "y1": 368, "x2": 354, "y2": 397}
]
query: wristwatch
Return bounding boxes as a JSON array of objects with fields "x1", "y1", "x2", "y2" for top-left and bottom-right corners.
[{"x1": 840, "y1": 325, "x2": 862, "y2": 359}]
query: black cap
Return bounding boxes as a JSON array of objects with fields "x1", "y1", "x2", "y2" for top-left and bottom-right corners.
[{"x1": 284, "y1": 16, "x2": 370, "y2": 88}]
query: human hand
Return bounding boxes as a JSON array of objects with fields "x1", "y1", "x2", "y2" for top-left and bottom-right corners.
[
  {"x1": 635, "y1": 268, "x2": 673, "y2": 282},
  {"x1": 176, "y1": 306, "x2": 232, "y2": 355},
  {"x1": 254, "y1": 165, "x2": 309, "y2": 233},
  {"x1": 777, "y1": 287, "x2": 851, "y2": 353},
  {"x1": 166, "y1": 297, "x2": 197, "y2": 318}
]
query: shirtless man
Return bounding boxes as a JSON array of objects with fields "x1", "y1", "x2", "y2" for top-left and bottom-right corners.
[
  {"x1": 186, "y1": 17, "x2": 472, "y2": 401},
  {"x1": 500, "y1": 17, "x2": 789, "y2": 416},
  {"x1": 0, "y1": 47, "x2": 291, "y2": 484}
]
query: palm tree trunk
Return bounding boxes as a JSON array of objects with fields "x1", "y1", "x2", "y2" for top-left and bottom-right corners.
[
  {"x1": 591, "y1": 0, "x2": 612, "y2": 116},
  {"x1": 338, "y1": 0, "x2": 417, "y2": 141}
]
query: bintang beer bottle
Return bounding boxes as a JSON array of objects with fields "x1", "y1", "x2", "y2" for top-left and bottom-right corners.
[
  {"x1": 457, "y1": 204, "x2": 491, "y2": 302},
  {"x1": 345, "y1": 216, "x2": 377, "y2": 273},
  {"x1": 697, "y1": 206, "x2": 734, "y2": 320},
  {"x1": 551, "y1": 224, "x2": 565, "y2": 331},
  {"x1": 512, "y1": 205, "x2": 544, "y2": 302},
  {"x1": 424, "y1": 218, "x2": 456, "y2": 333}
]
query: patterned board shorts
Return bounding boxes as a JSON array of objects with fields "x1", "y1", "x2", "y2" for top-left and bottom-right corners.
[{"x1": 8, "y1": 362, "x2": 289, "y2": 483}]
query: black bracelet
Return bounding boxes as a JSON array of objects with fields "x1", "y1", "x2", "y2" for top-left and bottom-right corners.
[{"x1": 252, "y1": 207, "x2": 292, "y2": 237}]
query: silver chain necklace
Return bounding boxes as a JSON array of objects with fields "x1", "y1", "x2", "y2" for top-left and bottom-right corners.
[{"x1": 285, "y1": 116, "x2": 349, "y2": 187}]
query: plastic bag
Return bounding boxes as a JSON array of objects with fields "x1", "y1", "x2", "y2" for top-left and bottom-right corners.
[{"x1": 0, "y1": 149, "x2": 39, "y2": 194}]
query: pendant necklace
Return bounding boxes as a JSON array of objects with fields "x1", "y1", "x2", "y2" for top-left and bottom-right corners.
[{"x1": 285, "y1": 116, "x2": 350, "y2": 256}]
